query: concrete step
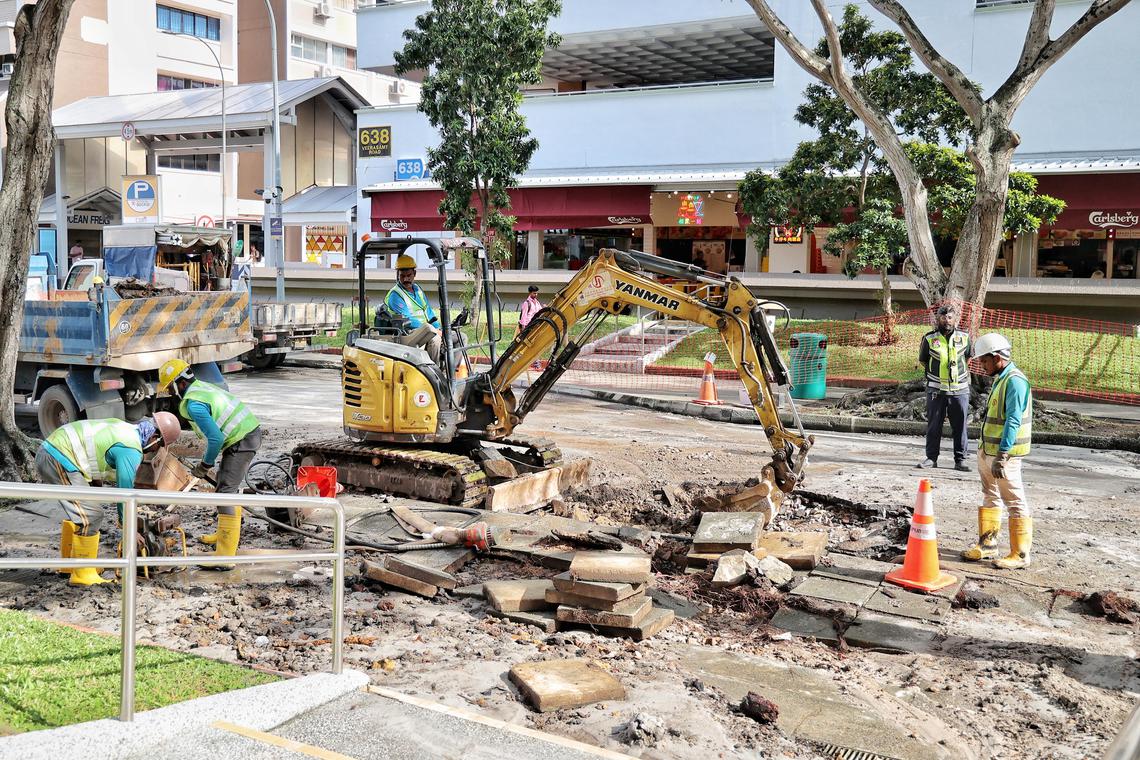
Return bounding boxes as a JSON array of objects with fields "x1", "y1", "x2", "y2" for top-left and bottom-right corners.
[
  {"x1": 571, "y1": 356, "x2": 644, "y2": 372},
  {"x1": 593, "y1": 345, "x2": 649, "y2": 356},
  {"x1": 616, "y1": 335, "x2": 671, "y2": 346}
]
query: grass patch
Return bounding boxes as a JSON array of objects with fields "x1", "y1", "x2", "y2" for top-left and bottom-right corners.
[
  {"x1": 0, "y1": 608, "x2": 277, "y2": 734},
  {"x1": 654, "y1": 320, "x2": 1139, "y2": 395}
]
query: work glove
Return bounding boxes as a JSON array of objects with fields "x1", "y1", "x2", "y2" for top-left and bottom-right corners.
[
  {"x1": 191, "y1": 461, "x2": 214, "y2": 480},
  {"x1": 991, "y1": 452, "x2": 1010, "y2": 480}
]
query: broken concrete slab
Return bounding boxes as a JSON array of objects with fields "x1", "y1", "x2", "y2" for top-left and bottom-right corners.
[
  {"x1": 692, "y1": 512, "x2": 765, "y2": 553},
  {"x1": 845, "y1": 611, "x2": 939, "y2": 653},
  {"x1": 755, "y1": 555, "x2": 795, "y2": 588},
  {"x1": 483, "y1": 579, "x2": 555, "y2": 613},
  {"x1": 569, "y1": 551, "x2": 652, "y2": 584},
  {"x1": 863, "y1": 587, "x2": 952, "y2": 622},
  {"x1": 551, "y1": 571, "x2": 644, "y2": 602},
  {"x1": 789, "y1": 576, "x2": 877, "y2": 607},
  {"x1": 383, "y1": 556, "x2": 458, "y2": 590},
  {"x1": 555, "y1": 596, "x2": 652, "y2": 629},
  {"x1": 768, "y1": 608, "x2": 840, "y2": 642},
  {"x1": 452, "y1": 583, "x2": 485, "y2": 599},
  {"x1": 812, "y1": 554, "x2": 894, "y2": 587},
  {"x1": 560, "y1": 607, "x2": 676, "y2": 641},
  {"x1": 712, "y1": 549, "x2": 763, "y2": 587},
  {"x1": 396, "y1": 546, "x2": 475, "y2": 575},
  {"x1": 545, "y1": 588, "x2": 646, "y2": 611},
  {"x1": 686, "y1": 548, "x2": 767, "y2": 569},
  {"x1": 485, "y1": 460, "x2": 592, "y2": 512},
  {"x1": 647, "y1": 588, "x2": 702, "y2": 620},
  {"x1": 756, "y1": 532, "x2": 828, "y2": 570},
  {"x1": 488, "y1": 609, "x2": 558, "y2": 634},
  {"x1": 508, "y1": 659, "x2": 625, "y2": 713},
  {"x1": 362, "y1": 561, "x2": 438, "y2": 598}
]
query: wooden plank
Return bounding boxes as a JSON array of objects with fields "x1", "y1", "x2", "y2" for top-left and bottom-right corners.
[
  {"x1": 569, "y1": 551, "x2": 652, "y2": 584},
  {"x1": 555, "y1": 596, "x2": 652, "y2": 629},
  {"x1": 756, "y1": 531, "x2": 828, "y2": 570},
  {"x1": 559, "y1": 607, "x2": 675, "y2": 641},
  {"x1": 551, "y1": 571, "x2": 644, "y2": 602},
  {"x1": 383, "y1": 556, "x2": 458, "y2": 590},
  {"x1": 545, "y1": 588, "x2": 647, "y2": 611},
  {"x1": 508, "y1": 659, "x2": 626, "y2": 713},
  {"x1": 362, "y1": 560, "x2": 438, "y2": 598},
  {"x1": 483, "y1": 579, "x2": 555, "y2": 612}
]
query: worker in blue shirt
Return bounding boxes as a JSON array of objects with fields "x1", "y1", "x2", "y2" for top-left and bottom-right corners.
[
  {"x1": 963, "y1": 333, "x2": 1034, "y2": 570},
  {"x1": 386, "y1": 254, "x2": 442, "y2": 363},
  {"x1": 37, "y1": 413, "x2": 181, "y2": 586}
]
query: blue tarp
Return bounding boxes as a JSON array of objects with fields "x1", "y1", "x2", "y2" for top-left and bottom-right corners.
[{"x1": 104, "y1": 245, "x2": 157, "y2": 282}]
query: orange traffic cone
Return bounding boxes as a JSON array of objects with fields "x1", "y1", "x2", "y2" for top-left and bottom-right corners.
[
  {"x1": 692, "y1": 352, "x2": 722, "y2": 406},
  {"x1": 885, "y1": 479, "x2": 957, "y2": 593},
  {"x1": 454, "y1": 360, "x2": 469, "y2": 379}
]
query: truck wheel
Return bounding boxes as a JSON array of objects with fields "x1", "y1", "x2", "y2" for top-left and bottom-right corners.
[
  {"x1": 245, "y1": 353, "x2": 275, "y2": 371},
  {"x1": 271, "y1": 353, "x2": 288, "y2": 367},
  {"x1": 38, "y1": 384, "x2": 80, "y2": 437}
]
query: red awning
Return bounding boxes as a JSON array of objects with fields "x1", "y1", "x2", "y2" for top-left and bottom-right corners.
[
  {"x1": 370, "y1": 185, "x2": 651, "y2": 233},
  {"x1": 1035, "y1": 173, "x2": 1140, "y2": 230}
]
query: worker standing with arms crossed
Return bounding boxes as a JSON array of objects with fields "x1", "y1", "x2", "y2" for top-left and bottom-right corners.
[
  {"x1": 157, "y1": 359, "x2": 261, "y2": 569},
  {"x1": 963, "y1": 333, "x2": 1034, "y2": 570},
  {"x1": 38, "y1": 413, "x2": 181, "y2": 585},
  {"x1": 916, "y1": 303, "x2": 971, "y2": 471}
]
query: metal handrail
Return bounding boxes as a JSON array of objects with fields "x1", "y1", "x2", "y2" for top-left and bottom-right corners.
[
  {"x1": 0, "y1": 481, "x2": 344, "y2": 722},
  {"x1": 1104, "y1": 702, "x2": 1140, "y2": 760}
]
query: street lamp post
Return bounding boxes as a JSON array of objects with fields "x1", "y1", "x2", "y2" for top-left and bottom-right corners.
[
  {"x1": 163, "y1": 30, "x2": 226, "y2": 228},
  {"x1": 262, "y1": 0, "x2": 285, "y2": 302}
]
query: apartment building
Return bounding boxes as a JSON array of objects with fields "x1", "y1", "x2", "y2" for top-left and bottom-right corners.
[{"x1": 355, "y1": 0, "x2": 1140, "y2": 288}]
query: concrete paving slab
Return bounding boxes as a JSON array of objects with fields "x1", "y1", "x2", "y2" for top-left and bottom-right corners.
[
  {"x1": 768, "y1": 607, "x2": 840, "y2": 642},
  {"x1": 490, "y1": 608, "x2": 559, "y2": 633},
  {"x1": 691, "y1": 512, "x2": 764, "y2": 553},
  {"x1": 846, "y1": 611, "x2": 940, "y2": 653},
  {"x1": 647, "y1": 588, "x2": 703, "y2": 620},
  {"x1": 813, "y1": 554, "x2": 895, "y2": 587},
  {"x1": 863, "y1": 587, "x2": 952, "y2": 622},
  {"x1": 789, "y1": 576, "x2": 878, "y2": 607},
  {"x1": 558, "y1": 607, "x2": 675, "y2": 641},
  {"x1": 509, "y1": 659, "x2": 626, "y2": 713},
  {"x1": 555, "y1": 596, "x2": 652, "y2": 628},
  {"x1": 756, "y1": 531, "x2": 828, "y2": 569},
  {"x1": 552, "y1": 571, "x2": 644, "y2": 602},
  {"x1": 569, "y1": 551, "x2": 651, "y2": 584},
  {"x1": 485, "y1": 579, "x2": 556, "y2": 612}
]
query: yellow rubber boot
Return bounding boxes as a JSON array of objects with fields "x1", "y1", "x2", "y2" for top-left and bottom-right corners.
[
  {"x1": 993, "y1": 516, "x2": 1032, "y2": 570},
  {"x1": 69, "y1": 532, "x2": 110, "y2": 586},
  {"x1": 961, "y1": 507, "x2": 1001, "y2": 561},
  {"x1": 201, "y1": 509, "x2": 241, "y2": 571},
  {"x1": 199, "y1": 528, "x2": 219, "y2": 546},
  {"x1": 58, "y1": 520, "x2": 77, "y2": 573}
]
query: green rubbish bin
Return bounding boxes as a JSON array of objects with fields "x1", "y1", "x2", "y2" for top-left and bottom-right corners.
[{"x1": 789, "y1": 333, "x2": 828, "y2": 400}]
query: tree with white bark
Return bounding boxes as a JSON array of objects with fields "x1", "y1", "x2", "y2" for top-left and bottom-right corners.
[
  {"x1": 0, "y1": 1, "x2": 76, "y2": 480},
  {"x1": 745, "y1": 0, "x2": 1132, "y2": 307}
]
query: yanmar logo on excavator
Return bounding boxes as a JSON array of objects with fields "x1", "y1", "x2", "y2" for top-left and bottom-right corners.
[{"x1": 615, "y1": 280, "x2": 681, "y2": 312}]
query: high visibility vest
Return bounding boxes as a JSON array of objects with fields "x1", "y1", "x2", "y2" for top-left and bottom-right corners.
[
  {"x1": 387, "y1": 285, "x2": 435, "y2": 327},
  {"x1": 46, "y1": 419, "x2": 142, "y2": 483},
  {"x1": 982, "y1": 367, "x2": 1033, "y2": 457},
  {"x1": 924, "y1": 331, "x2": 970, "y2": 394},
  {"x1": 179, "y1": 380, "x2": 259, "y2": 449}
]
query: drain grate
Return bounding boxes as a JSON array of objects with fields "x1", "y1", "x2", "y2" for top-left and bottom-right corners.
[{"x1": 817, "y1": 743, "x2": 901, "y2": 760}]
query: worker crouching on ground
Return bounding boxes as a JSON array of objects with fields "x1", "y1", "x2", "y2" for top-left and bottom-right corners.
[
  {"x1": 37, "y1": 413, "x2": 181, "y2": 586},
  {"x1": 157, "y1": 359, "x2": 261, "y2": 569},
  {"x1": 917, "y1": 303, "x2": 971, "y2": 471},
  {"x1": 964, "y1": 333, "x2": 1034, "y2": 570},
  {"x1": 387, "y1": 254, "x2": 442, "y2": 363}
]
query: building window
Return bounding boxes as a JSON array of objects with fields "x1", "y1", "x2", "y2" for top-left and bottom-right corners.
[
  {"x1": 158, "y1": 74, "x2": 217, "y2": 91},
  {"x1": 331, "y1": 44, "x2": 356, "y2": 69},
  {"x1": 158, "y1": 154, "x2": 221, "y2": 172},
  {"x1": 157, "y1": 5, "x2": 221, "y2": 41},
  {"x1": 290, "y1": 33, "x2": 328, "y2": 63}
]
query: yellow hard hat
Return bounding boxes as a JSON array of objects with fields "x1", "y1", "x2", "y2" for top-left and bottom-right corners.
[
  {"x1": 156, "y1": 358, "x2": 191, "y2": 393},
  {"x1": 395, "y1": 254, "x2": 416, "y2": 270}
]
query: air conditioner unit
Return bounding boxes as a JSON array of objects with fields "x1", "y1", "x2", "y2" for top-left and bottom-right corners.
[
  {"x1": 314, "y1": 1, "x2": 332, "y2": 19},
  {"x1": 388, "y1": 79, "x2": 407, "y2": 96},
  {"x1": 319, "y1": 65, "x2": 335, "y2": 77},
  {"x1": 0, "y1": 62, "x2": 13, "y2": 78}
]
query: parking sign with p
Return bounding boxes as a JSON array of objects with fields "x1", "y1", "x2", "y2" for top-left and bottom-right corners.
[{"x1": 121, "y1": 175, "x2": 161, "y2": 224}]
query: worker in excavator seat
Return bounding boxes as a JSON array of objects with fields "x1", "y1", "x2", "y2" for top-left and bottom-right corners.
[
  {"x1": 157, "y1": 358, "x2": 261, "y2": 569},
  {"x1": 37, "y1": 413, "x2": 181, "y2": 586},
  {"x1": 386, "y1": 254, "x2": 443, "y2": 364}
]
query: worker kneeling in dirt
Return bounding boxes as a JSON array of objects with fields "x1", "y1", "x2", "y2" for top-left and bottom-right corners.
[
  {"x1": 386, "y1": 254, "x2": 442, "y2": 363},
  {"x1": 38, "y1": 413, "x2": 181, "y2": 586},
  {"x1": 157, "y1": 359, "x2": 261, "y2": 569},
  {"x1": 964, "y1": 333, "x2": 1034, "y2": 570}
]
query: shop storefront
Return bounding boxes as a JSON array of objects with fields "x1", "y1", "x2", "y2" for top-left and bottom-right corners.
[{"x1": 1033, "y1": 173, "x2": 1140, "y2": 279}]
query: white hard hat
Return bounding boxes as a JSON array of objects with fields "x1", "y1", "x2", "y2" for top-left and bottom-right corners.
[{"x1": 973, "y1": 333, "x2": 1012, "y2": 359}]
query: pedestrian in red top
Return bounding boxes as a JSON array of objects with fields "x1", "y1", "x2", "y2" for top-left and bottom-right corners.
[{"x1": 519, "y1": 285, "x2": 543, "y2": 332}]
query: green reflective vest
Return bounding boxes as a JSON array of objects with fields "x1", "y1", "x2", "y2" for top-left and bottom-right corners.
[
  {"x1": 924, "y1": 331, "x2": 971, "y2": 394},
  {"x1": 179, "y1": 380, "x2": 259, "y2": 449},
  {"x1": 387, "y1": 285, "x2": 435, "y2": 328},
  {"x1": 982, "y1": 367, "x2": 1033, "y2": 457},
  {"x1": 46, "y1": 419, "x2": 142, "y2": 483}
]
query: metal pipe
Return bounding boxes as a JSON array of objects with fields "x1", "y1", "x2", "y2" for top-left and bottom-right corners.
[
  {"x1": 120, "y1": 496, "x2": 138, "y2": 722},
  {"x1": 331, "y1": 504, "x2": 345, "y2": 674},
  {"x1": 263, "y1": 0, "x2": 285, "y2": 302},
  {"x1": 480, "y1": 249, "x2": 496, "y2": 366}
]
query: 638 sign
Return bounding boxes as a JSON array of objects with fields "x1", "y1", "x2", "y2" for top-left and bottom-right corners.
[{"x1": 358, "y1": 125, "x2": 392, "y2": 158}]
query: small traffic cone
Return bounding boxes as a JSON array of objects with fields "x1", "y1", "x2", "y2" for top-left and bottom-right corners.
[
  {"x1": 454, "y1": 361, "x2": 469, "y2": 379},
  {"x1": 885, "y1": 479, "x2": 957, "y2": 593},
  {"x1": 692, "y1": 352, "x2": 722, "y2": 406}
]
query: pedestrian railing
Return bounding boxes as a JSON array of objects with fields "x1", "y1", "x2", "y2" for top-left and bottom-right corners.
[
  {"x1": 1104, "y1": 702, "x2": 1140, "y2": 760},
  {"x1": 0, "y1": 482, "x2": 345, "y2": 721}
]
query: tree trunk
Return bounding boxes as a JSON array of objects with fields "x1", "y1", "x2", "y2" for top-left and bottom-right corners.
[
  {"x1": 948, "y1": 116, "x2": 1019, "y2": 307},
  {"x1": 878, "y1": 265, "x2": 895, "y2": 345},
  {"x1": 0, "y1": 2, "x2": 75, "y2": 481}
]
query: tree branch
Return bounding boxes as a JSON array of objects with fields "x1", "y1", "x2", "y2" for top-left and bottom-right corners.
[
  {"x1": 1015, "y1": 0, "x2": 1055, "y2": 75},
  {"x1": 742, "y1": 0, "x2": 834, "y2": 87},
  {"x1": 867, "y1": 0, "x2": 984, "y2": 124}
]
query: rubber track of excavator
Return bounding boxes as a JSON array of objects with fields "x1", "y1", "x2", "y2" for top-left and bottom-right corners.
[
  {"x1": 293, "y1": 440, "x2": 488, "y2": 508},
  {"x1": 487, "y1": 435, "x2": 563, "y2": 470}
]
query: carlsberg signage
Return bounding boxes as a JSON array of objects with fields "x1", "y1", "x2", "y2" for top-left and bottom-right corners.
[{"x1": 1088, "y1": 211, "x2": 1139, "y2": 228}]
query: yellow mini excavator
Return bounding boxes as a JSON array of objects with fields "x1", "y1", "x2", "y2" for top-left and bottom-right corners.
[{"x1": 294, "y1": 237, "x2": 813, "y2": 517}]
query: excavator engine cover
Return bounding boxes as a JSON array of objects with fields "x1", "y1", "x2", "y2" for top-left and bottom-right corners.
[{"x1": 342, "y1": 339, "x2": 444, "y2": 438}]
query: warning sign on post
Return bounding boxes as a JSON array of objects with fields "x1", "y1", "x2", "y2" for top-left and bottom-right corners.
[{"x1": 358, "y1": 125, "x2": 392, "y2": 158}]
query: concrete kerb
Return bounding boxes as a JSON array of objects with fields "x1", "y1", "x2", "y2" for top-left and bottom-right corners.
[
  {"x1": 552, "y1": 385, "x2": 1140, "y2": 454},
  {"x1": 0, "y1": 669, "x2": 369, "y2": 760}
]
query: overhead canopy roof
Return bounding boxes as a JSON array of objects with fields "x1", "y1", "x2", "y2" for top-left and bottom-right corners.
[
  {"x1": 282, "y1": 184, "x2": 357, "y2": 225},
  {"x1": 540, "y1": 17, "x2": 774, "y2": 86},
  {"x1": 364, "y1": 164, "x2": 760, "y2": 194},
  {"x1": 51, "y1": 77, "x2": 370, "y2": 141}
]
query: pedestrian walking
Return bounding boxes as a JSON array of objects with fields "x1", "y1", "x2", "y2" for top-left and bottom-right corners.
[
  {"x1": 518, "y1": 285, "x2": 543, "y2": 332},
  {"x1": 963, "y1": 333, "x2": 1034, "y2": 570},
  {"x1": 38, "y1": 413, "x2": 181, "y2": 586},
  {"x1": 157, "y1": 359, "x2": 262, "y2": 569},
  {"x1": 917, "y1": 304, "x2": 971, "y2": 471}
]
